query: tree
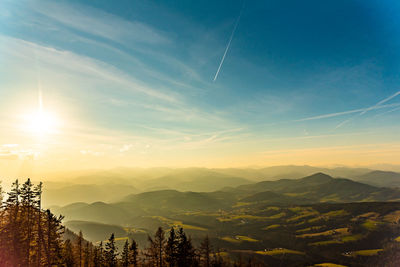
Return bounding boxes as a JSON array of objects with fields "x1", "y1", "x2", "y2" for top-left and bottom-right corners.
[
  {"x1": 146, "y1": 227, "x2": 166, "y2": 267},
  {"x1": 63, "y1": 239, "x2": 75, "y2": 267},
  {"x1": 20, "y1": 178, "x2": 35, "y2": 267},
  {"x1": 165, "y1": 227, "x2": 178, "y2": 267},
  {"x1": 43, "y1": 209, "x2": 64, "y2": 266},
  {"x1": 76, "y1": 230, "x2": 84, "y2": 267},
  {"x1": 84, "y1": 242, "x2": 90, "y2": 267},
  {"x1": 5, "y1": 179, "x2": 21, "y2": 265},
  {"x1": 129, "y1": 238, "x2": 139, "y2": 267},
  {"x1": 199, "y1": 236, "x2": 211, "y2": 267},
  {"x1": 122, "y1": 240, "x2": 130, "y2": 267},
  {"x1": 105, "y1": 233, "x2": 118, "y2": 267},
  {"x1": 176, "y1": 227, "x2": 196, "y2": 267},
  {"x1": 35, "y1": 182, "x2": 43, "y2": 267}
]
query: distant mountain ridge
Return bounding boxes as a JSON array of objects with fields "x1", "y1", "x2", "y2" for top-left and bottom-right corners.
[
  {"x1": 42, "y1": 166, "x2": 400, "y2": 207},
  {"x1": 53, "y1": 172, "x2": 400, "y2": 228},
  {"x1": 353, "y1": 170, "x2": 400, "y2": 188}
]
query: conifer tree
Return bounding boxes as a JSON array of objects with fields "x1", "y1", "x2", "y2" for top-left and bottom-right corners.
[
  {"x1": 122, "y1": 240, "x2": 130, "y2": 267},
  {"x1": 35, "y1": 182, "x2": 43, "y2": 267},
  {"x1": 146, "y1": 227, "x2": 166, "y2": 267},
  {"x1": 44, "y1": 209, "x2": 64, "y2": 266},
  {"x1": 165, "y1": 227, "x2": 178, "y2": 267},
  {"x1": 154, "y1": 227, "x2": 166, "y2": 267},
  {"x1": 21, "y1": 178, "x2": 35, "y2": 267},
  {"x1": 63, "y1": 239, "x2": 75, "y2": 267},
  {"x1": 176, "y1": 227, "x2": 195, "y2": 267},
  {"x1": 6, "y1": 179, "x2": 21, "y2": 265},
  {"x1": 76, "y1": 230, "x2": 84, "y2": 267},
  {"x1": 199, "y1": 236, "x2": 211, "y2": 267},
  {"x1": 93, "y1": 246, "x2": 100, "y2": 267},
  {"x1": 84, "y1": 242, "x2": 90, "y2": 267},
  {"x1": 129, "y1": 238, "x2": 139, "y2": 267},
  {"x1": 105, "y1": 233, "x2": 118, "y2": 267}
]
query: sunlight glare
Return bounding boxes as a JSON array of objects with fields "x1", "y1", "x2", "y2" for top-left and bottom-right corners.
[{"x1": 26, "y1": 110, "x2": 60, "y2": 136}]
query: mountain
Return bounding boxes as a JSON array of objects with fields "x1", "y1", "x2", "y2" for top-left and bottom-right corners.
[
  {"x1": 353, "y1": 170, "x2": 400, "y2": 188},
  {"x1": 54, "y1": 172, "x2": 400, "y2": 229},
  {"x1": 42, "y1": 183, "x2": 139, "y2": 206},
  {"x1": 233, "y1": 173, "x2": 400, "y2": 203},
  {"x1": 140, "y1": 168, "x2": 251, "y2": 192},
  {"x1": 38, "y1": 166, "x2": 386, "y2": 208},
  {"x1": 121, "y1": 189, "x2": 232, "y2": 211},
  {"x1": 53, "y1": 201, "x2": 136, "y2": 225},
  {"x1": 215, "y1": 166, "x2": 372, "y2": 181},
  {"x1": 64, "y1": 220, "x2": 127, "y2": 242},
  {"x1": 240, "y1": 191, "x2": 311, "y2": 205}
]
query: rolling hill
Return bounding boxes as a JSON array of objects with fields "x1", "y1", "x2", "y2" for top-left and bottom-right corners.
[
  {"x1": 353, "y1": 170, "x2": 400, "y2": 188},
  {"x1": 54, "y1": 173, "x2": 400, "y2": 229},
  {"x1": 233, "y1": 173, "x2": 400, "y2": 203}
]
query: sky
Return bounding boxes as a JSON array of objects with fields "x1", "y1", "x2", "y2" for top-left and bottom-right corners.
[{"x1": 1, "y1": 0, "x2": 400, "y2": 177}]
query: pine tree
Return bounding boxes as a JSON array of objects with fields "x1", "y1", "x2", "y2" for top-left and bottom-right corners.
[
  {"x1": 105, "y1": 233, "x2": 118, "y2": 267},
  {"x1": 129, "y1": 238, "x2": 139, "y2": 267},
  {"x1": 21, "y1": 178, "x2": 35, "y2": 267},
  {"x1": 84, "y1": 242, "x2": 90, "y2": 267},
  {"x1": 35, "y1": 182, "x2": 43, "y2": 267},
  {"x1": 76, "y1": 230, "x2": 84, "y2": 267},
  {"x1": 93, "y1": 246, "x2": 100, "y2": 267},
  {"x1": 199, "y1": 236, "x2": 211, "y2": 267},
  {"x1": 43, "y1": 209, "x2": 64, "y2": 266},
  {"x1": 165, "y1": 227, "x2": 178, "y2": 267},
  {"x1": 122, "y1": 240, "x2": 130, "y2": 267},
  {"x1": 176, "y1": 227, "x2": 196, "y2": 267},
  {"x1": 154, "y1": 227, "x2": 166, "y2": 267},
  {"x1": 63, "y1": 239, "x2": 75, "y2": 267},
  {"x1": 5, "y1": 179, "x2": 21, "y2": 265},
  {"x1": 145, "y1": 227, "x2": 166, "y2": 267}
]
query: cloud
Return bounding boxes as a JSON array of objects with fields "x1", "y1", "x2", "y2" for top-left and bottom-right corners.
[
  {"x1": 1, "y1": 35, "x2": 177, "y2": 103},
  {"x1": 295, "y1": 103, "x2": 400, "y2": 122},
  {"x1": 335, "y1": 90, "x2": 400, "y2": 128},
  {"x1": 120, "y1": 144, "x2": 133, "y2": 153},
  {"x1": 31, "y1": 0, "x2": 170, "y2": 46}
]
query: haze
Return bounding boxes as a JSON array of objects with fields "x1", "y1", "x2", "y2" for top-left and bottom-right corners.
[{"x1": 1, "y1": 0, "x2": 400, "y2": 180}]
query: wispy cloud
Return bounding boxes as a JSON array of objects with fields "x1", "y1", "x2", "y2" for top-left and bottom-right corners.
[
  {"x1": 31, "y1": 0, "x2": 169, "y2": 46},
  {"x1": 295, "y1": 103, "x2": 400, "y2": 122},
  {"x1": 335, "y1": 90, "x2": 400, "y2": 128},
  {"x1": 1, "y1": 35, "x2": 177, "y2": 103}
]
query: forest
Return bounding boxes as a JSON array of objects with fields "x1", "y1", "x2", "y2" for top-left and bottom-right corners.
[{"x1": 0, "y1": 179, "x2": 264, "y2": 267}]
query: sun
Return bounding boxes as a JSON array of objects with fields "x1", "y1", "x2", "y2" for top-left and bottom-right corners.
[{"x1": 27, "y1": 109, "x2": 59, "y2": 136}]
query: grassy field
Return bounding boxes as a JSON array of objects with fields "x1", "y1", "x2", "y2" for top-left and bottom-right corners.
[
  {"x1": 263, "y1": 224, "x2": 281, "y2": 230},
  {"x1": 347, "y1": 249, "x2": 383, "y2": 256},
  {"x1": 255, "y1": 248, "x2": 305, "y2": 256}
]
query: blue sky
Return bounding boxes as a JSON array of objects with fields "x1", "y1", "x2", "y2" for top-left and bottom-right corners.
[{"x1": 1, "y1": 0, "x2": 400, "y2": 173}]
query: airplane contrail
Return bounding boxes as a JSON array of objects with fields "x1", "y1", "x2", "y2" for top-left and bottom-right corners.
[
  {"x1": 335, "y1": 90, "x2": 400, "y2": 129},
  {"x1": 213, "y1": 3, "x2": 245, "y2": 82}
]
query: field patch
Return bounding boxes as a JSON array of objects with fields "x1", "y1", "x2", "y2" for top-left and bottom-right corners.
[
  {"x1": 220, "y1": 235, "x2": 259, "y2": 243},
  {"x1": 256, "y1": 248, "x2": 304, "y2": 256},
  {"x1": 297, "y1": 228, "x2": 348, "y2": 238},
  {"x1": 263, "y1": 224, "x2": 280, "y2": 230},
  {"x1": 384, "y1": 210, "x2": 400, "y2": 223},
  {"x1": 344, "y1": 249, "x2": 383, "y2": 257}
]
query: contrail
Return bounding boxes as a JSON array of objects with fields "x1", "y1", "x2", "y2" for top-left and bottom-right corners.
[
  {"x1": 359, "y1": 90, "x2": 400, "y2": 115},
  {"x1": 213, "y1": 3, "x2": 244, "y2": 82},
  {"x1": 335, "y1": 90, "x2": 400, "y2": 129}
]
